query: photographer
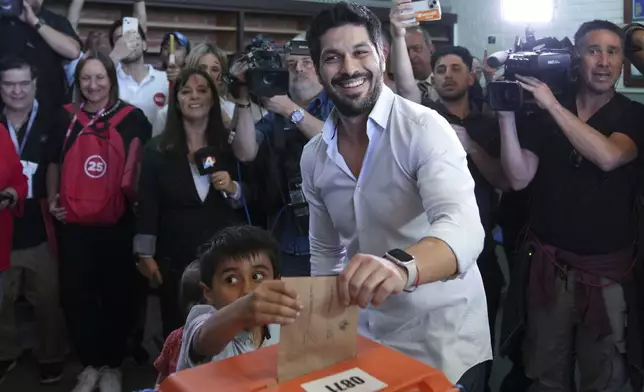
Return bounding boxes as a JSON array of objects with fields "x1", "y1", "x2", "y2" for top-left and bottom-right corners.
[
  {"x1": 231, "y1": 36, "x2": 333, "y2": 277},
  {"x1": 498, "y1": 20, "x2": 644, "y2": 391},
  {"x1": 0, "y1": 0, "x2": 81, "y2": 109}
]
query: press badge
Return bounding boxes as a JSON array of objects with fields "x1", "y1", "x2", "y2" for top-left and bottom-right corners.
[{"x1": 20, "y1": 160, "x2": 38, "y2": 199}]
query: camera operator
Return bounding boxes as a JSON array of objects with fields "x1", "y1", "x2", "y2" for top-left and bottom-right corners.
[
  {"x1": 498, "y1": 20, "x2": 644, "y2": 391},
  {"x1": 0, "y1": 0, "x2": 81, "y2": 109},
  {"x1": 231, "y1": 36, "x2": 334, "y2": 277}
]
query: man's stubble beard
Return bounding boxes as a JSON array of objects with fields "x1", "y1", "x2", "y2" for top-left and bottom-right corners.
[{"x1": 323, "y1": 71, "x2": 383, "y2": 118}]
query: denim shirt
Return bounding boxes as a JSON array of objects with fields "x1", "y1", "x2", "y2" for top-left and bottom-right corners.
[{"x1": 255, "y1": 90, "x2": 334, "y2": 255}]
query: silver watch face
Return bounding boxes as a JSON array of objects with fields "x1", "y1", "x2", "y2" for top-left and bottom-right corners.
[{"x1": 291, "y1": 109, "x2": 304, "y2": 123}]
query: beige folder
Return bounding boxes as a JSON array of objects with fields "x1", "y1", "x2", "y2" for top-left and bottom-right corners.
[{"x1": 277, "y1": 276, "x2": 360, "y2": 382}]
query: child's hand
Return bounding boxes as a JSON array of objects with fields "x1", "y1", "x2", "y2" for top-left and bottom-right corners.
[{"x1": 241, "y1": 280, "x2": 302, "y2": 326}]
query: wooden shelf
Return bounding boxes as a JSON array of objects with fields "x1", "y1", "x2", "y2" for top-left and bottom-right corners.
[
  {"x1": 78, "y1": 18, "x2": 237, "y2": 32},
  {"x1": 244, "y1": 27, "x2": 305, "y2": 36}
]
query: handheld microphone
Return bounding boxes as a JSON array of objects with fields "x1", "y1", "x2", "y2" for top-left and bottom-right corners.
[{"x1": 194, "y1": 147, "x2": 228, "y2": 199}]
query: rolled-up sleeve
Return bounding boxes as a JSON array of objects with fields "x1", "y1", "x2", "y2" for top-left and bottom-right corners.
[
  {"x1": 300, "y1": 141, "x2": 347, "y2": 275},
  {"x1": 414, "y1": 114, "x2": 485, "y2": 276}
]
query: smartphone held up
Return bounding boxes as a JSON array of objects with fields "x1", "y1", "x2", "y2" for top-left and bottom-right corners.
[{"x1": 398, "y1": 0, "x2": 442, "y2": 26}]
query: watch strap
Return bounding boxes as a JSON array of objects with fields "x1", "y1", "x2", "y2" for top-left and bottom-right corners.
[{"x1": 33, "y1": 18, "x2": 45, "y2": 30}]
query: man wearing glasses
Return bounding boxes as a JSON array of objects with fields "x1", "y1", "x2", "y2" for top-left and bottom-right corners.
[{"x1": 231, "y1": 34, "x2": 334, "y2": 277}]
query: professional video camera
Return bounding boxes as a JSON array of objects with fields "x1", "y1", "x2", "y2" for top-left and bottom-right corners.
[
  {"x1": 486, "y1": 27, "x2": 575, "y2": 111},
  {"x1": 0, "y1": 0, "x2": 23, "y2": 17},
  {"x1": 228, "y1": 35, "x2": 289, "y2": 98}
]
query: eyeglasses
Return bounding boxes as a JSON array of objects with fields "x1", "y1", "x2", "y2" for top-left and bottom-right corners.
[{"x1": 287, "y1": 59, "x2": 314, "y2": 72}]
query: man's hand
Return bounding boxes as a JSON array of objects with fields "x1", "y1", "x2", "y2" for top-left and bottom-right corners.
[
  {"x1": 110, "y1": 31, "x2": 139, "y2": 63},
  {"x1": 451, "y1": 125, "x2": 476, "y2": 154},
  {"x1": 339, "y1": 253, "x2": 407, "y2": 308},
  {"x1": 259, "y1": 95, "x2": 298, "y2": 117},
  {"x1": 239, "y1": 280, "x2": 302, "y2": 326},
  {"x1": 166, "y1": 63, "x2": 180, "y2": 82},
  {"x1": 19, "y1": 1, "x2": 39, "y2": 26},
  {"x1": 229, "y1": 60, "x2": 249, "y2": 84},
  {"x1": 389, "y1": 0, "x2": 416, "y2": 38},
  {"x1": 516, "y1": 74, "x2": 559, "y2": 110}
]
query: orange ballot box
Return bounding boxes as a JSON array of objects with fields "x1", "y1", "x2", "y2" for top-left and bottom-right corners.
[{"x1": 159, "y1": 336, "x2": 455, "y2": 392}]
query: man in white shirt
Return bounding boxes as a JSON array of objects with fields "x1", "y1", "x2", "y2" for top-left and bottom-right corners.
[
  {"x1": 301, "y1": 3, "x2": 491, "y2": 391},
  {"x1": 108, "y1": 20, "x2": 168, "y2": 125}
]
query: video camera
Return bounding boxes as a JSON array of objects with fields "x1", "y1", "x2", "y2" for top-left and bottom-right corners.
[
  {"x1": 228, "y1": 35, "x2": 289, "y2": 98},
  {"x1": 487, "y1": 27, "x2": 575, "y2": 111},
  {"x1": 0, "y1": 0, "x2": 23, "y2": 17}
]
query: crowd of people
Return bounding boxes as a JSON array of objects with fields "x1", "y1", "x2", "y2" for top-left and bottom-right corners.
[{"x1": 2, "y1": 0, "x2": 644, "y2": 392}]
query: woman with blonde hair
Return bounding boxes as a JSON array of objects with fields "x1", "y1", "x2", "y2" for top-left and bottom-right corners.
[{"x1": 153, "y1": 43, "x2": 265, "y2": 136}]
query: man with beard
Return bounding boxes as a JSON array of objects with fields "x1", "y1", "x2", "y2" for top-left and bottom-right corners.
[
  {"x1": 301, "y1": 3, "x2": 491, "y2": 391},
  {"x1": 108, "y1": 19, "x2": 168, "y2": 125},
  {"x1": 0, "y1": 0, "x2": 81, "y2": 109},
  {"x1": 231, "y1": 35, "x2": 334, "y2": 277},
  {"x1": 425, "y1": 45, "x2": 508, "y2": 392},
  {"x1": 499, "y1": 20, "x2": 644, "y2": 391}
]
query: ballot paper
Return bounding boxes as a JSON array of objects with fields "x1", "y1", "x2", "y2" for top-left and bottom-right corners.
[{"x1": 277, "y1": 276, "x2": 360, "y2": 382}]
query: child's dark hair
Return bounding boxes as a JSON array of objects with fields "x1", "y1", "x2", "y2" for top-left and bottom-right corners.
[
  {"x1": 179, "y1": 260, "x2": 204, "y2": 317},
  {"x1": 198, "y1": 225, "x2": 280, "y2": 287}
]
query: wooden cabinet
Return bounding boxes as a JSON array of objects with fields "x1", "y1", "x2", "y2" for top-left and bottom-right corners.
[{"x1": 47, "y1": 0, "x2": 456, "y2": 66}]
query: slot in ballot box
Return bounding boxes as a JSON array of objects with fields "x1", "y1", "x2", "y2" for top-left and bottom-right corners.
[{"x1": 160, "y1": 336, "x2": 454, "y2": 392}]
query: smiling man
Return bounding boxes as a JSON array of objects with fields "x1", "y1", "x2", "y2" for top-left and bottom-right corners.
[
  {"x1": 301, "y1": 2, "x2": 491, "y2": 391},
  {"x1": 497, "y1": 20, "x2": 644, "y2": 391}
]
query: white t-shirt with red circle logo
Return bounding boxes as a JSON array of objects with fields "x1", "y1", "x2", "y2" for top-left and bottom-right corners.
[{"x1": 117, "y1": 64, "x2": 169, "y2": 127}]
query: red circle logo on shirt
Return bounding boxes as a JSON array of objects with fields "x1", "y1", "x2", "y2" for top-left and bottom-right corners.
[{"x1": 154, "y1": 93, "x2": 167, "y2": 107}]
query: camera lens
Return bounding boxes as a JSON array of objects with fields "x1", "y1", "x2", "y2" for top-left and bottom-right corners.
[{"x1": 262, "y1": 73, "x2": 275, "y2": 85}]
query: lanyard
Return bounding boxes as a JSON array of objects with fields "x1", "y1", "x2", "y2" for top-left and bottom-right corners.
[
  {"x1": 65, "y1": 104, "x2": 106, "y2": 138},
  {"x1": 7, "y1": 100, "x2": 39, "y2": 156}
]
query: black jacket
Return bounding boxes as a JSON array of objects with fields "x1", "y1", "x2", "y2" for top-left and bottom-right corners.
[{"x1": 136, "y1": 137, "x2": 250, "y2": 270}]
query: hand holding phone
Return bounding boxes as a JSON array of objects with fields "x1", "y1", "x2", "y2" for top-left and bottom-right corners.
[{"x1": 398, "y1": 0, "x2": 442, "y2": 26}]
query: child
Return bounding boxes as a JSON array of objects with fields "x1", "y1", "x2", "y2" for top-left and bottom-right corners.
[
  {"x1": 153, "y1": 260, "x2": 202, "y2": 387},
  {"x1": 176, "y1": 225, "x2": 302, "y2": 371}
]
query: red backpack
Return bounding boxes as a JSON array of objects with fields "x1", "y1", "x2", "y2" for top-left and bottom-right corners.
[{"x1": 60, "y1": 104, "x2": 142, "y2": 225}]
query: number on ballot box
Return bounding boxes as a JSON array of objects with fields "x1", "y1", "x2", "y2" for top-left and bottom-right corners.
[{"x1": 301, "y1": 368, "x2": 388, "y2": 392}]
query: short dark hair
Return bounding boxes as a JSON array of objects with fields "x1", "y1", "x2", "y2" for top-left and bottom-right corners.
[
  {"x1": 0, "y1": 55, "x2": 37, "y2": 80},
  {"x1": 306, "y1": 2, "x2": 383, "y2": 69},
  {"x1": 574, "y1": 20, "x2": 625, "y2": 49},
  {"x1": 431, "y1": 46, "x2": 474, "y2": 71},
  {"x1": 108, "y1": 19, "x2": 148, "y2": 47},
  {"x1": 73, "y1": 51, "x2": 120, "y2": 107},
  {"x1": 180, "y1": 260, "x2": 204, "y2": 317},
  {"x1": 198, "y1": 225, "x2": 280, "y2": 288}
]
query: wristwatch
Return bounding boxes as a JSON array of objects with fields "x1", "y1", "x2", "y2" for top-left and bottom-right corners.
[
  {"x1": 384, "y1": 248, "x2": 418, "y2": 292},
  {"x1": 33, "y1": 18, "x2": 45, "y2": 31},
  {"x1": 289, "y1": 107, "x2": 305, "y2": 125}
]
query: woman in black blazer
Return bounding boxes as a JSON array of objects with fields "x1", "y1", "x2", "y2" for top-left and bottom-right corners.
[{"x1": 134, "y1": 68, "x2": 249, "y2": 337}]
